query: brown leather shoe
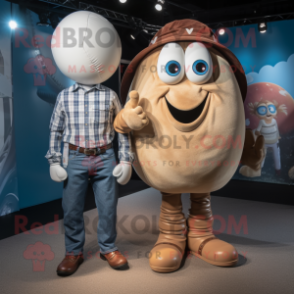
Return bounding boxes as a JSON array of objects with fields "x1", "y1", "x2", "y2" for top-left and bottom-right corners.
[
  {"x1": 100, "y1": 250, "x2": 128, "y2": 269},
  {"x1": 57, "y1": 254, "x2": 84, "y2": 276}
]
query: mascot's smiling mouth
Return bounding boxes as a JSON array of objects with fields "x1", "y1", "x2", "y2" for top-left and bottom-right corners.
[{"x1": 165, "y1": 95, "x2": 208, "y2": 124}]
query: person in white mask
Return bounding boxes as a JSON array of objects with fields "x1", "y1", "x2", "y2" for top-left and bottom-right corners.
[{"x1": 45, "y1": 11, "x2": 137, "y2": 276}]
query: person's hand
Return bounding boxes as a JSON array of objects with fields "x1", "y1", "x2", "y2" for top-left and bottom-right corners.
[
  {"x1": 122, "y1": 91, "x2": 149, "y2": 130},
  {"x1": 241, "y1": 129, "x2": 265, "y2": 171},
  {"x1": 50, "y1": 163, "x2": 68, "y2": 182},
  {"x1": 255, "y1": 130, "x2": 261, "y2": 136},
  {"x1": 113, "y1": 161, "x2": 132, "y2": 185}
]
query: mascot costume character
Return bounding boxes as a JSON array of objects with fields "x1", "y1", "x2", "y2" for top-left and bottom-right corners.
[
  {"x1": 114, "y1": 19, "x2": 265, "y2": 273},
  {"x1": 45, "y1": 11, "x2": 134, "y2": 276}
]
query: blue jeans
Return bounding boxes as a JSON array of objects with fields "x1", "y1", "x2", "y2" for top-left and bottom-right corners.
[{"x1": 62, "y1": 147, "x2": 118, "y2": 255}]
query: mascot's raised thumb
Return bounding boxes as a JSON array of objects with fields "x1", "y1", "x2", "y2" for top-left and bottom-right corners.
[{"x1": 121, "y1": 90, "x2": 149, "y2": 131}]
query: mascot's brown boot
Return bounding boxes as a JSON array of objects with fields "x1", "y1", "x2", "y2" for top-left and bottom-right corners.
[
  {"x1": 187, "y1": 193, "x2": 238, "y2": 267},
  {"x1": 149, "y1": 192, "x2": 186, "y2": 273}
]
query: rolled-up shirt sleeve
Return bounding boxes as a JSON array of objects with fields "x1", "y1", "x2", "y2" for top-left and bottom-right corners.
[
  {"x1": 45, "y1": 92, "x2": 65, "y2": 164},
  {"x1": 112, "y1": 92, "x2": 135, "y2": 163}
]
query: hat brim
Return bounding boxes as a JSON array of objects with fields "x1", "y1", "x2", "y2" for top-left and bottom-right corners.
[{"x1": 121, "y1": 36, "x2": 247, "y2": 104}]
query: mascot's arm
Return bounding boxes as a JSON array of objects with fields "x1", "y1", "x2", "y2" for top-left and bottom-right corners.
[
  {"x1": 240, "y1": 129, "x2": 265, "y2": 171},
  {"x1": 114, "y1": 111, "x2": 132, "y2": 133},
  {"x1": 114, "y1": 90, "x2": 149, "y2": 134}
]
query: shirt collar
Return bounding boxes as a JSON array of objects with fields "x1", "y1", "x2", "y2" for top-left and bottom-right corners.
[{"x1": 70, "y1": 83, "x2": 104, "y2": 92}]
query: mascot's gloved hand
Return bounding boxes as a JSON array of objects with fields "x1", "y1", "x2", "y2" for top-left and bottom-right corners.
[
  {"x1": 50, "y1": 163, "x2": 68, "y2": 182},
  {"x1": 122, "y1": 90, "x2": 149, "y2": 130},
  {"x1": 113, "y1": 161, "x2": 132, "y2": 185},
  {"x1": 240, "y1": 129, "x2": 265, "y2": 170}
]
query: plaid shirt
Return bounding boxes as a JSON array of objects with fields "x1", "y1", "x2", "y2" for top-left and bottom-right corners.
[{"x1": 45, "y1": 83, "x2": 133, "y2": 164}]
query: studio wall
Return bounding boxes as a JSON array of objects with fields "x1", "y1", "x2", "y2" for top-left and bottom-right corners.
[
  {"x1": 0, "y1": 0, "x2": 19, "y2": 216},
  {"x1": 217, "y1": 20, "x2": 294, "y2": 185},
  {"x1": 11, "y1": 4, "x2": 74, "y2": 210}
]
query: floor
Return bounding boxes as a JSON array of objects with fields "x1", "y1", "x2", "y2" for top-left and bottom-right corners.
[{"x1": 0, "y1": 188, "x2": 293, "y2": 294}]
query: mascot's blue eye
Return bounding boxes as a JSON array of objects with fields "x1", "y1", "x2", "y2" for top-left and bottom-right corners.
[
  {"x1": 268, "y1": 105, "x2": 277, "y2": 114},
  {"x1": 193, "y1": 60, "x2": 208, "y2": 75},
  {"x1": 257, "y1": 106, "x2": 267, "y2": 115},
  {"x1": 165, "y1": 61, "x2": 181, "y2": 76}
]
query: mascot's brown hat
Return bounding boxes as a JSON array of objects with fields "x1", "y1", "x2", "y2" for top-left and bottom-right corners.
[{"x1": 121, "y1": 19, "x2": 247, "y2": 104}]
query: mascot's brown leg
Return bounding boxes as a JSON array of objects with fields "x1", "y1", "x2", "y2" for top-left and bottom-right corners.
[
  {"x1": 187, "y1": 193, "x2": 238, "y2": 266},
  {"x1": 149, "y1": 192, "x2": 186, "y2": 273}
]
